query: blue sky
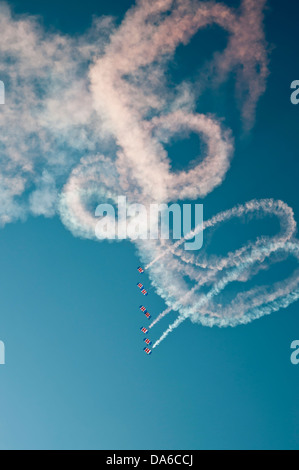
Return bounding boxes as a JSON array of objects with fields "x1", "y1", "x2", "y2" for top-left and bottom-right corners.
[{"x1": 0, "y1": 0, "x2": 298, "y2": 450}]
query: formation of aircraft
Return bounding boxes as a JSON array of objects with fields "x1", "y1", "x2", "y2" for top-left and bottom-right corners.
[
  {"x1": 139, "y1": 305, "x2": 152, "y2": 320},
  {"x1": 138, "y1": 267, "x2": 152, "y2": 355},
  {"x1": 136, "y1": 283, "x2": 148, "y2": 296}
]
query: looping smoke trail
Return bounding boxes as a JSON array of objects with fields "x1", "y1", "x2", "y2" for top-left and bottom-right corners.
[
  {"x1": 1, "y1": 1, "x2": 295, "y2": 352},
  {"x1": 145, "y1": 199, "x2": 296, "y2": 270},
  {"x1": 152, "y1": 241, "x2": 299, "y2": 348},
  {"x1": 148, "y1": 199, "x2": 297, "y2": 332},
  {"x1": 58, "y1": 0, "x2": 295, "y2": 350},
  {"x1": 60, "y1": 0, "x2": 269, "y2": 247}
]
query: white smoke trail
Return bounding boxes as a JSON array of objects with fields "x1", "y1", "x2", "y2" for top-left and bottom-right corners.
[
  {"x1": 148, "y1": 199, "x2": 296, "y2": 330},
  {"x1": 146, "y1": 199, "x2": 295, "y2": 270},
  {"x1": 0, "y1": 0, "x2": 270, "y2": 233},
  {"x1": 153, "y1": 241, "x2": 299, "y2": 348},
  {"x1": 153, "y1": 315, "x2": 187, "y2": 349},
  {"x1": 152, "y1": 254, "x2": 256, "y2": 348},
  {"x1": 0, "y1": 1, "x2": 294, "y2": 353}
]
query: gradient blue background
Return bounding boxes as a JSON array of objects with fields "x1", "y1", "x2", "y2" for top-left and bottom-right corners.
[{"x1": 0, "y1": 0, "x2": 298, "y2": 450}]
